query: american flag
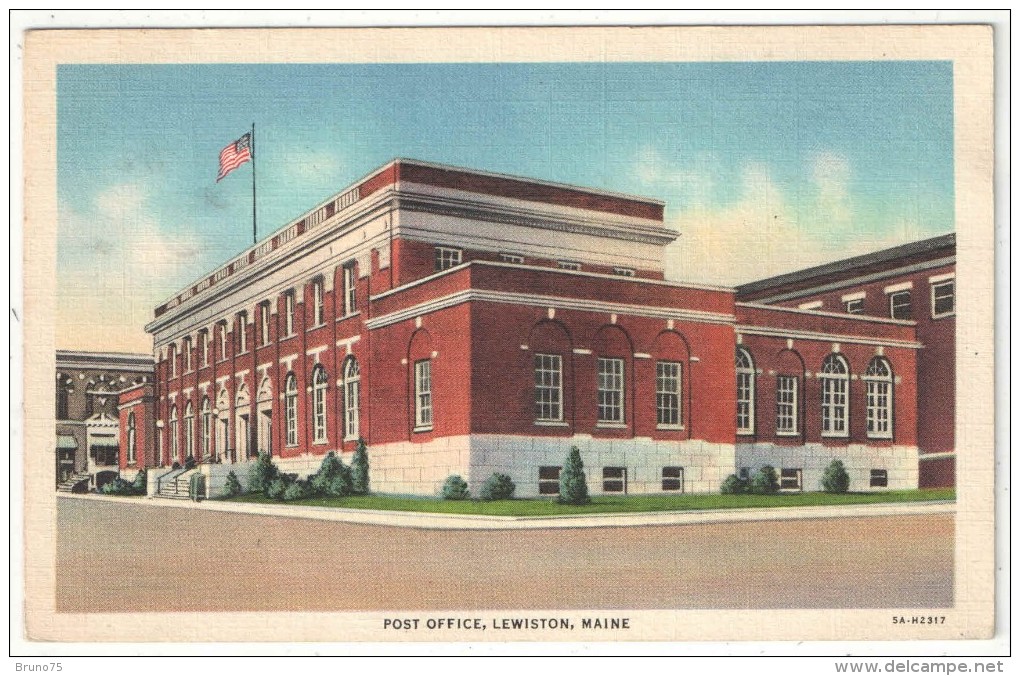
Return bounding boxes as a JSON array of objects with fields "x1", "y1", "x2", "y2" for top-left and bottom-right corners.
[{"x1": 216, "y1": 132, "x2": 252, "y2": 182}]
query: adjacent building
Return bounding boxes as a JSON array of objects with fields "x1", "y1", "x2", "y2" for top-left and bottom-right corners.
[
  {"x1": 137, "y1": 159, "x2": 943, "y2": 497},
  {"x1": 736, "y1": 234, "x2": 955, "y2": 488},
  {"x1": 55, "y1": 350, "x2": 154, "y2": 490}
]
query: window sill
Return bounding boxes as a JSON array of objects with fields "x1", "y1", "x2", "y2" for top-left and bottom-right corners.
[
  {"x1": 336, "y1": 312, "x2": 361, "y2": 322},
  {"x1": 931, "y1": 311, "x2": 955, "y2": 320},
  {"x1": 312, "y1": 439, "x2": 328, "y2": 446},
  {"x1": 413, "y1": 426, "x2": 433, "y2": 434},
  {"x1": 236, "y1": 350, "x2": 249, "y2": 357},
  {"x1": 534, "y1": 420, "x2": 569, "y2": 427},
  {"x1": 656, "y1": 424, "x2": 685, "y2": 431},
  {"x1": 866, "y1": 434, "x2": 893, "y2": 441},
  {"x1": 216, "y1": 358, "x2": 229, "y2": 365},
  {"x1": 307, "y1": 323, "x2": 328, "y2": 332},
  {"x1": 776, "y1": 431, "x2": 801, "y2": 437},
  {"x1": 280, "y1": 333, "x2": 298, "y2": 343},
  {"x1": 737, "y1": 430, "x2": 755, "y2": 436},
  {"x1": 595, "y1": 422, "x2": 627, "y2": 429},
  {"x1": 821, "y1": 432, "x2": 850, "y2": 439},
  {"x1": 343, "y1": 435, "x2": 360, "y2": 442}
]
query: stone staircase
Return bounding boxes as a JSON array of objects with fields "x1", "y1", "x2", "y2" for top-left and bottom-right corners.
[
  {"x1": 56, "y1": 472, "x2": 90, "y2": 493},
  {"x1": 155, "y1": 468, "x2": 197, "y2": 500}
]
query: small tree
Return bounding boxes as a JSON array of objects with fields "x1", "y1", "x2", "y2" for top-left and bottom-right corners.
[
  {"x1": 720, "y1": 473, "x2": 748, "y2": 495},
  {"x1": 131, "y1": 468, "x2": 148, "y2": 495},
  {"x1": 749, "y1": 465, "x2": 779, "y2": 495},
  {"x1": 351, "y1": 439, "x2": 370, "y2": 495},
  {"x1": 223, "y1": 470, "x2": 243, "y2": 498},
  {"x1": 558, "y1": 446, "x2": 590, "y2": 505},
  {"x1": 247, "y1": 453, "x2": 279, "y2": 493},
  {"x1": 480, "y1": 473, "x2": 515, "y2": 501},
  {"x1": 442, "y1": 474, "x2": 470, "y2": 500},
  {"x1": 821, "y1": 459, "x2": 851, "y2": 493}
]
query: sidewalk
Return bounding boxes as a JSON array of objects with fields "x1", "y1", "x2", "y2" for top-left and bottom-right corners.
[{"x1": 58, "y1": 492, "x2": 955, "y2": 530}]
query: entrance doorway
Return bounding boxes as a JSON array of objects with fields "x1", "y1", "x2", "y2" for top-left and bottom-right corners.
[{"x1": 257, "y1": 408, "x2": 273, "y2": 457}]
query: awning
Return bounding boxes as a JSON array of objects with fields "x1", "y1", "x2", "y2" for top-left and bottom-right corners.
[{"x1": 56, "y1": 435, "x2": 78, "y2": 450}]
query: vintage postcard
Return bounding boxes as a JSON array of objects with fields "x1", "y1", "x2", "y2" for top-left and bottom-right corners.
[{"x1": 17, "y1": 22, "x2": 997, "y2": 650}]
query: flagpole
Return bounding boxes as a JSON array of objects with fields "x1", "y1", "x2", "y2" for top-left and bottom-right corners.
[{"x1": 251, "y1": 122, "x2": 257, "y2": 244}]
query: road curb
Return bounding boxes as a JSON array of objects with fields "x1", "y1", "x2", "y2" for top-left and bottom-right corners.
[{"x1": 58, "y1": 492, "x2": 956, "y2": 530}]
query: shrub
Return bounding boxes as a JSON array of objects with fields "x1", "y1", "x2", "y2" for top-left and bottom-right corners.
[
  {"x1": 558, "y1": 446, "x2": 590, "y2": 505},
  {"x1": 131, "y1": 469, "x2": 147, "y2": 495},
  {"x1": 172, "y1": 461, "x2": 181, "y2": 470},
  {"x1": 480, "y1": 473, "x2": 515, "y2": 501},
  {"x1": 441, "y1": 474, "x2": 470, "y2": 500},
  {"x1": 247, "y1": 453, "x2": 279, "y2": 493},
  {"x1": 100, "y1": 477, "x2": 134, "y2": 495},
  {"x1": 821, "y1": 459, "x2": 851, "y2": 493},
  {"x1": 184, "y1": 455, "x2": 197, "y2": 470},
  {"x1": 720, "y1": 474, "x2": 748, "y2": 495},
  {"x1": 327, "y1": 472, "x2": 353, "y2": 497},
  {"x1": 283, "y1": 480, "x2": 311, "y2": 501},
  {"x1": 309, "y1": 452, "x2": 352, "y2": 496},
  {"x1": 351, "y1": 439, "x2": 370, "y2": 494},
  {"x1": 749, "y1": 465, "x2": 780, "y2": 495},
  {"x1": 266, "y1": 477, "x2": 289, "y2": 501},
  {"x1": 222, "y1": 470, "x2": 243, "y2": 498}
]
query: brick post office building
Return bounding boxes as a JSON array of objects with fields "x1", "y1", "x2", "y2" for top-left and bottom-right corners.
[{"x1": 142, "y1": 159, "x2": 934, "y2": 497}]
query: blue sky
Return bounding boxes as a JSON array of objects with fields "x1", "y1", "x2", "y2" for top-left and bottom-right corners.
[{"x1": 57, "y1": 61, "x2": 954, "y2": 352}]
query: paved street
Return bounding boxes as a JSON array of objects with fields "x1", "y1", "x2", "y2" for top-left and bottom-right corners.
[{"x1": 56, "y1": 497, "x2": 953, "y2": 613}]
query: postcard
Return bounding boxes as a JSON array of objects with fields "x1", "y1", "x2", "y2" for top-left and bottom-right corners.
[{"x1": 17, "y1": 22, "x2": 996, "y2": 648}]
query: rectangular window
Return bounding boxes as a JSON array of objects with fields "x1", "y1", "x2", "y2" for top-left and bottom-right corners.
[
  {"x1": 845, "y1": 298, "x2": 865, "y2": 314},
  {"x1": 931, "y1": 280, "x2": 955, "y2": 318},
  {"x1": 558, "y1": 261, "x2": 581, "y2": 271},
  {"x1": 780, "y1": 468, "x2": 803, "y2": 491},
  {"x1": 183, "y1": 338, "x2": 192, "y2": 372},
  {"x1": 434, "y1": 247, "x2": 462, "y2": 271},
  {"x1": 202, "y1": 330, "x2": 213, "y2": 367},
  {"x1": 284, "y1": 292, "x2": 295, "y2": 336},
  {"x1": 776, "y1": 375, "x2": 798, "y2": 435},
  {"x1": 655, "y1": 361, "x2": 682, "y2": 428},
  {"x1": 343, "y1": 264, "x2": 357, "y2": 316},
  {"x1": 662, "y1": 466, "x2": 684, "y2": 492},
  {"x1": 613, "y1": 267, "x2": 636, "y2": 277},
  {"x1": 534, "y1": 354, "x2": 563, "y2": 422},
  {"x1": 538, "y1": 466, "x2": 561, "y2": 495},
  {"x1": 602, "y1": 467, "x2": 627, "y2": 493},
  {"x1": 169, "y1": 346, "x2": 177, "y2": 378},
  {"x1": 218, "y1": 322, "x2": 228, "y2": 361},
  {"x1": 237, "y1": 312, "x2": 248, "y2": 353},
  {"x1": 414, "y1": 359, "x2": 433, "y2": 430},
  {"x1": 866, "y1": 379, "x2": 893, "y2": 439},
  {"x1": 889, "y1": 290, "x2": 912, "y2": 320},
  {"x1": 312, "y1": 279, "x2": 325, "y2": 326},
  {"x1": 821, "y1": 375, "x2": 849, "y2": 436},
  {"x1": 597, "y1": 357, "x2": 625, "y2": 424},
  {"x1": 736, "y1": 370, "x2": 754, "y2": 434},
  {"x1": 870, "y1": 469, "x2": 889, "y2": 488},
  {"x1": 260, "y1": 303, "x2": 271, "y2": 346},
  {"x1": 499, "y1": 253, "x2": 524, "y2": 264}
]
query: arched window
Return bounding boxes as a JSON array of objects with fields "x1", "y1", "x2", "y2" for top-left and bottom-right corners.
[
  {"x1": 284, "y1": 373, "x2": 298, "y2": 446},
  {"x1": 127, "y1": 412, "x2": 137, "y2": 464},
  {"x1": 735, "y1": 347, "x2": 755, "y2": 435},
  {"x1": 201, "y1": 396, "x2": 212, "y2": 458},
  {"x1": 820, "y1": 354, "x2": 850, "y2": 437},
  {"x1": 343, "y1": 358, "x2": 360, "y2": 440},
  {"x1": 169, "y1": 405, "x2": 179, "y2": 464},
  {"x1": 864, "y1": 357, "x2": 894, "y2": 439},
  {"x1": 312, "y1": 365, "x2": 329, "y2": 443},
  {"x1": 184, "y1": 402, "x2": 195, "y2": 457}
]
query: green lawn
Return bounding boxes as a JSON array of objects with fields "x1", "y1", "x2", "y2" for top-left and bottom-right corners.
[{"x1": 223, "y1": 488, "x2": 955, "y2": 517}]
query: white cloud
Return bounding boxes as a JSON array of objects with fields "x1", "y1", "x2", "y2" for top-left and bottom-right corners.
[{"x1": 57, "y1": 183, "x2": 204, "y2": 353}]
